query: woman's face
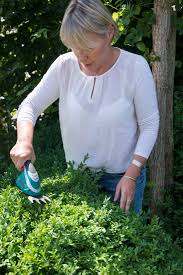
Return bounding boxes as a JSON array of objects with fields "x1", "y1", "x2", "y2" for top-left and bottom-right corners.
[{"x1": 71, "y1": 32, "x2": 112, "y2": 75}]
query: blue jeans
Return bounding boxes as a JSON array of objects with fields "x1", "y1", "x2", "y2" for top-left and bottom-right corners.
[{"x1": 98, "y1": 166, "x2": 146, "y2": 214}]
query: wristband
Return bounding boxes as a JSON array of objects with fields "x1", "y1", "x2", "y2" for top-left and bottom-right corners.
[{"x1": 132, "y1": 159, "x2": 143, "y2": 169}]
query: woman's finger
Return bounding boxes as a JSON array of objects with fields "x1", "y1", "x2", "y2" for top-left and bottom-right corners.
[
  {"x1": 16, "y1": 159, "x2": 25, "y2": 171},
  {"x1": 120, "y1": 190, "x2": 127, "y2": 210},
  {"x1": 114, "y1": 183, "x2": 121, "y2": 202},
  {"x1": 125, "y1": 198, "x2": 132, "y2": 212}
]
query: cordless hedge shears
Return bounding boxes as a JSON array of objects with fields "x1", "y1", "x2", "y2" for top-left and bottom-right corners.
[{"x1": 16, "y1": 160, "x2": 50, "y2": 204}]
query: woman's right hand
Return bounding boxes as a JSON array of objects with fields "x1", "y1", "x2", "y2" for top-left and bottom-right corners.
[{"x1": 10, "y1": 141, "x2": 36, "y2": 171}]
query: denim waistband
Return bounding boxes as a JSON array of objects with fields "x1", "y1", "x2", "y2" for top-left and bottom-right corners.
[{"x1": 100, "y1": 172, "x2": 125, "y2": 178}]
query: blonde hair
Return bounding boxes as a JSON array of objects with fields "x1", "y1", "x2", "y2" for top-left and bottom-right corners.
[{"x1": 60, "y1": 0, "x2": 118, "y2": 50}]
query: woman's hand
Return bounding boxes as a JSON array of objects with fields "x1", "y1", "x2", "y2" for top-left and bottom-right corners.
[
  {"x1": 114, "y1": 175, "x2": 136, "y2": 213},
  {"x1": 10, "y1": 141, "x2": 36, "y2": 171}
]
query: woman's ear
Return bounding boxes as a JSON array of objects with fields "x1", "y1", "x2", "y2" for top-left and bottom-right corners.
[{"x1": 107, "y1": 24, "x2": 115, "y2": 42}]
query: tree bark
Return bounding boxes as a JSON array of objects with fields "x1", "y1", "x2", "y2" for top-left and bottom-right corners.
[{"x1": 149, "y1": 0, "x2": 176, "y2": 213}]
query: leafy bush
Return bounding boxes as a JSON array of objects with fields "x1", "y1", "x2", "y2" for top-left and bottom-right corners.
[{"x1": 0, "y1": 132, "x2": 183, "y2": 274}]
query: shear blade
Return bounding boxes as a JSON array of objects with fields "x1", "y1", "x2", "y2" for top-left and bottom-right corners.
[
  {"x1": 28, "y1": 196, "x2": 40, "y2": 204},
  {"x1": 28, "y1": 195, "x2": 50, "y2": 204},
  {"x1": 42, "y1": 195, "x2": 51, "y2": 202}
]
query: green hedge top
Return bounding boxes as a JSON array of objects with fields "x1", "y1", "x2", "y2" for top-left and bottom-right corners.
[{"x1": 0, "y1": 139, "x2": 183, "y2": 275}]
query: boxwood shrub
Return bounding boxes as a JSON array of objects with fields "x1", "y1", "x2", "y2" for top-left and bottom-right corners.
[
  {"x1": 0, "y1": 153, "x2": 183, "y2": 275},
  {"x1": 0, "y1": 119, "x2": 182, "y2": 274}
]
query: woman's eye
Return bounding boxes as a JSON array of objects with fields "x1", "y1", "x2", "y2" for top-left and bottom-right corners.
[{"x1": 86, "y1": 48, "x2": 95, "y2": 53}]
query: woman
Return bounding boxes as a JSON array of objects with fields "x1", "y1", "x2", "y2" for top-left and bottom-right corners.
[{"x1": 10, "y1": 0, "x2": 159, "y2": 214}]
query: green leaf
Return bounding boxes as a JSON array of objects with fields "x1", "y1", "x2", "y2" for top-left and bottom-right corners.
[
  {"x1": 30, "y1": 28, "x2": 48, "y2": 42},
  {"x1": 16, "y1": 83, "x2": 32, "y2": 96},
  {"x1": 112, "y1": 12, "x2": 119, "y2": 22},
  {"x1": 175, "y1": 60, "x2": 182, "y2": 68},
  {"x1": 136, "y1": 41, "x2": 146, "y2": 52},
  {"x1": 118, "y1": 24, "x2": 124, "y2": 32},
  {"x1": 123, "y1": 17, "x2": 130, "y2": 25},
  {"x1": 134, "y1": 5, "x2": 141, "y2": 15}
]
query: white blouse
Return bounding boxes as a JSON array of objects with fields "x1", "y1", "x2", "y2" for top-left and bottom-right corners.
[{"x1": 17, "y1": 49, "x2": 159, "y2": 173}]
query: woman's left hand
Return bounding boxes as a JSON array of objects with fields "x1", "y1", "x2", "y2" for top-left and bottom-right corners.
[{"x1": 114, "y1": 176, "x2": 136, "y2": 213}]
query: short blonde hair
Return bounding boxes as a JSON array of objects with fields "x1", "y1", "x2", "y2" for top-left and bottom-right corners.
[{"x1": 60, "y1": 0, "x2": 118, "y2": 50}]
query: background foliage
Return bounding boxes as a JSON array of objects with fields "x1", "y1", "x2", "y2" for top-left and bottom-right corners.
[
  {"x1": 0, "y1": 0, "x2": 68, "y2": 167},
  {"x1": 0, "y1": 0, "x2": 183, "y2": 261}
]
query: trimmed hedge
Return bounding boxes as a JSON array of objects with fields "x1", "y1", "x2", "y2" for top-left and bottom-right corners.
[{"x1": 0, "y1": 123, "x2": 183, "y2": 274}]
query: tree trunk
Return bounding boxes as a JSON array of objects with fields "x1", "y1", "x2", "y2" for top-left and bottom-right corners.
[{"x1": 149, "y1": 0, "x2": 176, "y2": 213}]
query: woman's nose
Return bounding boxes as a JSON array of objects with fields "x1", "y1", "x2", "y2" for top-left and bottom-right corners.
[{"x1": 76, "y1": 50, "x2": 89, "y2": 62}]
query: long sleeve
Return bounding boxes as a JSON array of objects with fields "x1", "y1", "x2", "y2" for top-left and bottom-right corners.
[
  {"x1": 133, "y1": 57, "x2": 160, "y2": 158},
  {"x1": 15, "y1": 49, "x2": 160, "y2": 173},
  {"x1": 17, "y1": 56, "x2": 61, "y2": 126}
]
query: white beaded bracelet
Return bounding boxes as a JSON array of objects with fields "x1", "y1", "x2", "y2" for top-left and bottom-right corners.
[{"x1": 132, "y1": 159, "x2": 143, "y2": 169}]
